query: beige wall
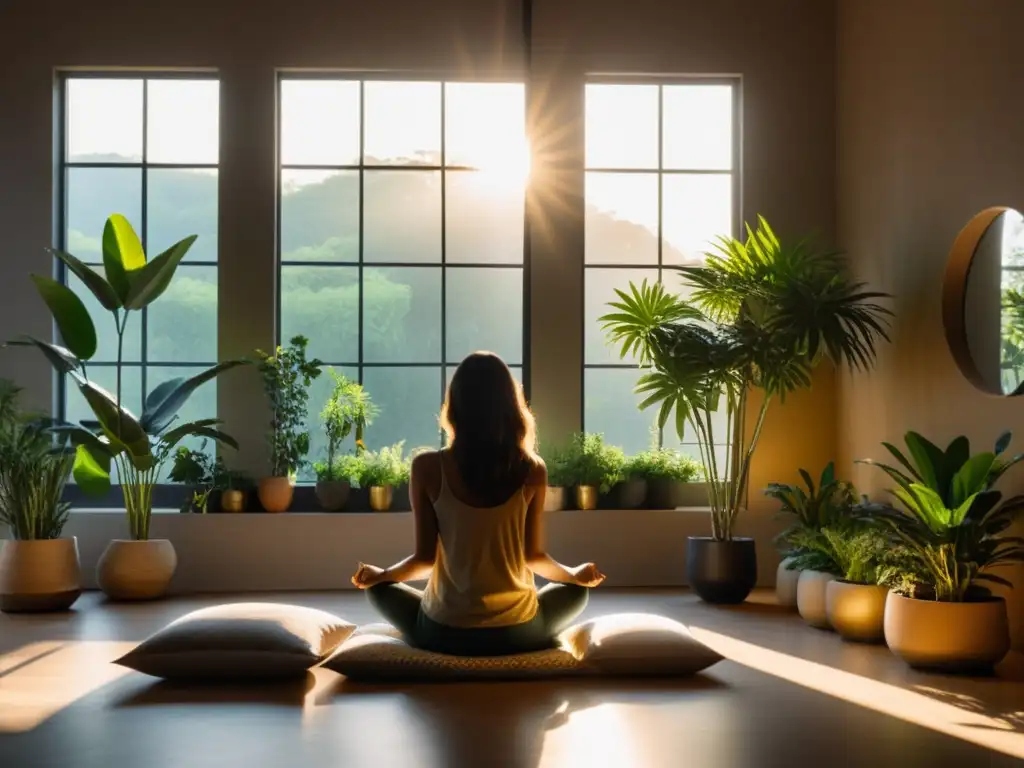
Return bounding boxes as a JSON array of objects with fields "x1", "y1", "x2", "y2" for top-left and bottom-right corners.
[{"x1": 837, "y1": 0, "x2": 1024, "y2": 647}]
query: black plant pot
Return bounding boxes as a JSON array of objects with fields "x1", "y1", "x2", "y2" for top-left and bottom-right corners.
[{"x1": 686, "y1": 536, "x2": 757, "y2": 604}]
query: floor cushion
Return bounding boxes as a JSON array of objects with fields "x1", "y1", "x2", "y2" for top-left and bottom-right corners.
[
  {"x1": 114, "y1": 602, "x2": 355, "y2": 681},
  {"x1": 323, "y1": 614, "x2": 721, "y2": 681}
]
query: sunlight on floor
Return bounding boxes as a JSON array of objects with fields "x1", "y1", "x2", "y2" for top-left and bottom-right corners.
[
  {"x1": 688, "y1": 628, "x2": 1024, "y2": 760},
  {"x1": 539, "y1": 701, "x2": 648, "y2": 768},
  {"x1": 0, "y1": 641, "x2": 135, "y2": 733}
]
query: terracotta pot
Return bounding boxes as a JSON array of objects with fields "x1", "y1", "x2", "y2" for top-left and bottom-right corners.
[
  {"x1": 0, "y1": 538, "x2": 82, "y2": 612},
  {"x1": 826, "y1": 580, "x2": 888, "y2": 643},
  {"x1": 797, "y1": 570, "x2": 837, "y2": 629},
  {"x1": 96, "y1": 539, "x2": 177, "y2": 601},
  {"x1": 775, "y1": 556, "x2": 801, "y2": 609},
  {"x1": 884, "y1": 592, "x2": 1010, "y2": 672},
  {"x1": 686, "y1": 537, "x2": 757, "y2": 604},
  {"x1": 544, "y1": 486, "x2": 566, "y2": 512},
  {"x1": 369, "y1": 486, "x2": 394, "y2": 512},
  {"x1": 220, "y1": 489, "x2": 247, "y2": 513},
  {"x1": 575, "y1": 485, "x2": 598, "y2": 510},
  {"x1": 258, "y1": 476, "x2": 294, "y2": 513},
  {"x1": 315, "y1": 480, "x2": 351, "y2": 512}
]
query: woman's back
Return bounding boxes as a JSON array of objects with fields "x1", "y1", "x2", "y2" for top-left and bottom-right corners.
[{"x1": 421, "y1": 450, "x2": 539, "y2": 628}]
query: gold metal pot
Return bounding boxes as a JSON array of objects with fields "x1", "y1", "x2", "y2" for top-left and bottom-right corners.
[
  {"x1": 220, "y1": 489, "x2": 246, "y2": 513},
  {"x1": 369, "y1": 485, "x2": 394, "y2": 512},
  {"x1": 575, "y1": 485, "x2": 598, "y2": 510},
  {"x1": 826, "y1": 580, "x2": 888, "y2": 643}
]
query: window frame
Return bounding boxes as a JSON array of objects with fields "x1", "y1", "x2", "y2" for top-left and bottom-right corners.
[{"x1": 581, "y1": 75, "x2": 742, "y2": 454}]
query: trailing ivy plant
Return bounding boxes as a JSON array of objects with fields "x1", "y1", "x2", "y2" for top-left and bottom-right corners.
[{"x1": 256, "y1": 335, "x2": 323, "y2": 478}]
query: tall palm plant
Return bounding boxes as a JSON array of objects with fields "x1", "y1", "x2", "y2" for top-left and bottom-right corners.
[{"x1": 600, "y1": 217, "x2": 891, "y2": 539}]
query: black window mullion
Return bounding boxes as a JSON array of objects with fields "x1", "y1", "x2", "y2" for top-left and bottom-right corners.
[
  {"x1": 357, "y1": 80, "x2": 365, "y2": 388},
  {"x1": 439, "y1": 83, "x2": 447, "y2": 447},
  {"x1": 140, "y1": 78, "x2": 149, "y2": 409}
]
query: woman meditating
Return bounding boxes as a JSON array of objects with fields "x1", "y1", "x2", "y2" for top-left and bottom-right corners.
[{"x1": 351, "y1": 351, "x2": 605, "y2": 656}]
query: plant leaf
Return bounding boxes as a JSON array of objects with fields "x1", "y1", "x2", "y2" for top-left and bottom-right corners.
[
  {"x1": 5, "y1": 336, "x2": 81, "y2": 374},
  {"x1": 141, "y1": 360, "x2": 249, "y2": 434},
  {"x1": 124, "y1": 235, "x2": 197, "y2": 310},
  {"x1": 102, "y1": 214, "x2": 146, "y2": 303},
  {"x1": 73, "y1": 443, "x2": 112, "y2": 496},
  {"x1": 29, "y1": 274, "x2": 97, "y2": 360},
  {"x1": 46, "y1": 247, "x2": 121, "y2": 310},
  {"x1": 72, "y1": 373, "x2": 151, "y2": 463},
  {"x1": 161, "y1": 421, "x2": 238, "y2": 452}
]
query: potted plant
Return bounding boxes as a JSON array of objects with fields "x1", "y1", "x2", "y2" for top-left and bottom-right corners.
[
  {"x1": 255, "y1": 335, "x2": 323, "y2": 513},
  {"x1": 607, "y1": 455, "x2": 648, "y2": 509},
  {"x1": 220, "y1": 468, "x2": 255, "y2": 513},
  {"x1": 560, "y1": 433, "x2": 625, "y2": 510},
  {"x1": 314, "y1": 369, "x2": 377, "y2": 511},
  {"x1": 600, "y1": 217, "x2": 891, "y2": 604},
  {"x1": 354, "y1": 442, "x2": 408, "y2": 512},
  {"x1": 0, "y1": 380, "x2": 79, "y2": 612},
  {"x1": 860, "y1": 431, "x2": 1024, "y2": 672},
  {"x1": 542, "y1": 444, "x2": 571, "y2": 512},
  {"x1": 766, "y1": 462, "x2": 857, "y2": 608},
  {"x1": 168, "y1": 441, "x2": 229, "y2": 514},
  {"x1": 11, "y1": 214, "x2": 243, "y2": 600},
  {"x1": 627, "y1": 447, "x2": 701, "y2": 508}
]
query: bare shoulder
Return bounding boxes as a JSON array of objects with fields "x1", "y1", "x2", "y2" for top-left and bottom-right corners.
[
  {"x1": 525, "y1": 455, "x2": 548, "y2": 487},
  {"x1": 411, "y1": 450, "x2": 442, "y2": 480}
]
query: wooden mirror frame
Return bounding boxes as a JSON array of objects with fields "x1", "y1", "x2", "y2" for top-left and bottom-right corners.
[{"x1": 942, "y1": 206, "x2": 1012, "y2": 396}]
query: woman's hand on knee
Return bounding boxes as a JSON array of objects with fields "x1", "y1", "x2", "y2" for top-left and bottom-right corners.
[
  {"x1": 568, "y1": 563, "x2": 606, "y2": 588},
  {"x1": 352, "y1": 562, "x2": 386, "y2": 589}
]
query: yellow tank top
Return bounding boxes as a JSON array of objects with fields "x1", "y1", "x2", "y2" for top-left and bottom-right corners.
[{"x1": 421, "y1": 458, "x2": 538, "y2": 628}]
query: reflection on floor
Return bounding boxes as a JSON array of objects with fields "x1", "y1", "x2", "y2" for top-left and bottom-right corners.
[{"x1": 1, "y1": 589, "x2": 1023, "y2": 767}]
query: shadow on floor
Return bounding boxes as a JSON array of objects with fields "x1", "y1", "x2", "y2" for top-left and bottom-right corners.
[{"x1": 113, "y1": 672, "x2": 317, "y2": 708}]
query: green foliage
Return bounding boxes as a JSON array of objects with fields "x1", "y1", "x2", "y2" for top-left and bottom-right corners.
[
  {"x1": 767, "y1": 462, "x2": 858, "y2": 555},
  {"x1": 352, "y1": 442, "x2": 410, "y2": 488},
  {"x1": 256, "y1": 336, "x2": 323, "y2": 477},
  {"x1": 319, "y1": 369, "x2": 378, "y2": 480},
  {"x1": 0, "y1": 381, "x2": 74, "y2": 540},
  {"x1": 626, "y1": 447, "x2": 702, "y2": 483},
  {"x1": 9, "y1": 214, "x2": 242, "y2": 540},
  {"x1": 558, "y1": 433, "x2": 626, "y2": 493},
  {"x1": 599, "y1": 218, "x2": 891, "y2": 540},
  {"x1": 168, "y1": 440, "x2": 231, "y2": 513},
  {"x1": 314, "y1": 453, "x2": 363, "y2": 484},
  {"x1": 858, "y1": 431, "x2": 1024, "y2": 601},
  {"x1": 821, "y1": 526, "x2": 895, "y2": 585}
]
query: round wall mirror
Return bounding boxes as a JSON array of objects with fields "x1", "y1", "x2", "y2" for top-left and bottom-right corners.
[{"x1": 943, "y1": 207, "x2": 1024, "y2": 396}]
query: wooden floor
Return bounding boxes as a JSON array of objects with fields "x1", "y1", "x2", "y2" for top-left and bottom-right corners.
[{"x1": 1, "y1": 589, "x2": 1023, "y2": 768}]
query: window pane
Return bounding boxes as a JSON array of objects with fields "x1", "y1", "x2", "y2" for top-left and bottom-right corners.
[
  {"x1": 585, "y1": 172, "x2": 658, "y2": 265},
  {"x1": 281, "y1": 266, "x2": 359, "y2": 363},
  {"x1": 148, "y1": 365, "x2": 218, "y2": 481},
  {"x1": 446, "y1": 268, "x2": 522, "y2": 363},
  {"x1": 66, "y1": 168, "x2": 142, "y2": 262},
  {"x1": 444, "y1": 82, "x2": 527, "y2": 173},
  {"x1": 585, "y1": 84, "x2": 658, "y2": 169},
  {"x1": 363, "y1": 171, "x2": 441, "y2": 263},
  {"x1": 67, "y1": 273, "x2": 141, "y2": 363},
  {"x1": 147, "y1": 266, "x2": 217, "y2": 363},
  {"x1": 303, "y1": 365, "x2": 361, "y2": 481},
  {"x1": 585, "y1": 268, "x2": 658, "y2": 364},
  {"x1": 361, "y1": 367, "x2": 442, "y2": 452},
  {"x1": 364, "y1": 82, "x2": 440, "y2": 166},
  {"x1": 664, "y1": 401, "x2": 729, "y2": 455},
  {"x1": 446, "y1": 170, "x2": 524, "y2": 264},
  {"x1": 584, "y1": 368, "x2": 656, "y2": 455},
  {"x1": 363, "y1": 267, "x2": 441, "y2": 363},
  {"x1": 148, "y1": 169, "x2": 218, "y2": 263},
  {"x1": 281, "y1": 80, "x2": 360, "y2": 166},
  {"x1": 662, "y1": 174, "x2": 733, "y2": 265},
  {"x1": 146, "y1": 80, "x2": 219, "y2": 164},
  {"x1": 67, "y1": 79, "x2": 143, "y2": 163},
  {"x1": 662, "y1": 85, "x2": 733, "y2": 171},
  {"x1": 280, "y1": 170, "x2": 358, "y2": 263},
  {"x1": 66, "y1": 366, "x2": 143, "y2": 426}
]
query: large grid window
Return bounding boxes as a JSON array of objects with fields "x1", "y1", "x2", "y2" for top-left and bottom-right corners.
[
  {"x1": 583, "y1": 81, "x2": 737, "y2": 463},
  {"x1": 59, "y1": 75, "x2": 220, "y2": 476},
  {"x1": 278, "y1": 78, "x2": 527, "y2": 465}
]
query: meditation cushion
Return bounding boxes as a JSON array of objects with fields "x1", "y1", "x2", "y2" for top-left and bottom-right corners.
[
  {"x1": 114, "y1": 602, "x2": 355, "y2": 681},
  {"x1": 323, "y1": 614, "x2": 721, "y2": 681}
]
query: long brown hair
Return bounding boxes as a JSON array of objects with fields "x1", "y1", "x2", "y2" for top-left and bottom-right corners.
[{"x1": 439, "y1": 352, "x2": 537, "y2": 502}]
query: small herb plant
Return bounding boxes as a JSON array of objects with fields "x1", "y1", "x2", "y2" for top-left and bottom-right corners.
[
  {"x1": 541, "y1": 444, "x2": 572, "y2": 487},
  {"x1": 354, "y1": 442, "x2": 409, "y2": 488},
  {"x1": 314, "y1": 453, "x2": 363, "y2": 484},
  {"x1": 256, "y1": 335, "x2": 323, "y2": 478},
  {"x1": 560, "y1": 433, "x2": 626, "y2": 493},
  {"x1": 820, "y1": 526, "x2": 905, "y2": 586},
  {"x1": 626, "y1": 447, "x2": 701, "y2": 483},
  {"x1": 318, "y1": 369, "x2": 378, "y2": 482}
]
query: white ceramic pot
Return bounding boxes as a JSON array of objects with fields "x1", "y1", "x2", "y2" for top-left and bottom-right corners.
[
  {"x1": 775, "y1": 557, "x2": 801, "y2": 609},
  {"x1": 884, "y1": 592, "x2": 1010, "y2": 672},
  {"x1": 544, "y1": 486, "x2": 566, "y2": 512},
  {"x1": 797, "y1": 569, "x2": 837, "y2": 629},
  {"x1": 0, "y1": 538, "x2": 82, "y2": 612},
  {"x1": 96, "y1": 539, "x2": 177, "y2": 601}
]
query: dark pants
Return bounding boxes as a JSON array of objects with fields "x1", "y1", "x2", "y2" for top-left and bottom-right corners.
[{"x1": 366, "y1": 582, "x2": 589, "y2": 657}]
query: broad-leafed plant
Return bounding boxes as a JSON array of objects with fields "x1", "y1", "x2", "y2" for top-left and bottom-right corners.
[
  {"x1": 8, "y1": 215, "x2": 245, "y2": 539},
  {"x1": 767, "y1": 462, "x2": 858, "y2": 563},
  {"x1": 858, "y1": 431, "x2": 1024, "y2": 601},
  {"x1": 600, "y1": 217, "x2": 891, "y2": 539}
]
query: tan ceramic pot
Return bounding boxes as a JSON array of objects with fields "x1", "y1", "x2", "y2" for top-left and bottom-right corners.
[
  {"x1": 884, "y1": 592, "x2": 1010, "y2": 672},
  {"x1": 575, "y1": 485, "x2": 598, "y2": 510},
  {"x1": 315, "y1": 480, "x2": 351, "y2": 512},
  {"x1": 544, "y1": 487, "x2": 566, "y2": 512},
  {"x1": 220, "y1": 489, "x2": 247, "y2": 513},
  {"x1": 826, "y1": 580, "x2": 888, "y2": 643},
  {"x1": 797, "y1": 570, "x2": 837, "y2": 629},
  {"x1": 369, "y1": 486, "x2": 394, "y2": 512},
  {"x1": 775, "y1": 557, "x2": 801, "y2": 609},
  {"x1": 0, "y1": 538, "x2": 82, "y2": 612},
  {"x1": 258, "y1": 476, "x2": 294, "y2": 513},
  {"x1": 96, "y1": 539, "x2": 177, "y2": 601}
]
